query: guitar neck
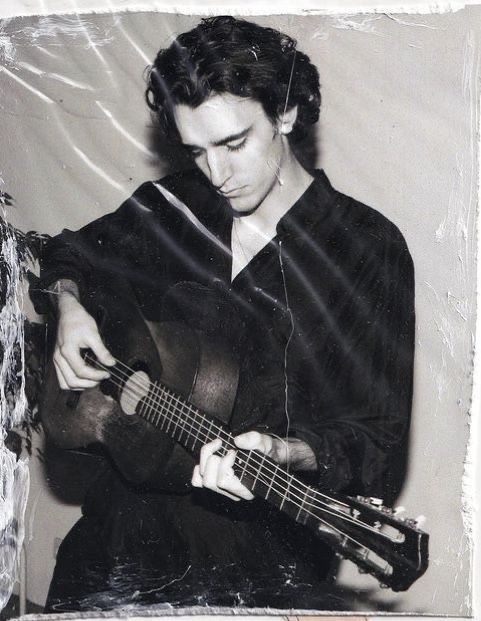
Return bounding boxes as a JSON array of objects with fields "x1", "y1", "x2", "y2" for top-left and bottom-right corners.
[
  {"x1": 134, "y1": 376, "x2": 315, "y2": 522},
  {"x1": 137, "y1": 379, "x2": 232, "y2": 453}
]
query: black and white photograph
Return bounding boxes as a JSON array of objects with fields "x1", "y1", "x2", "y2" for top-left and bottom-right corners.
[{"x1": 0, "y1": 4, "x2": 478, "y2": 618}]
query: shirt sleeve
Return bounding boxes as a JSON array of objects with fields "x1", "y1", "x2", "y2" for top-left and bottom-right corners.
[
  {"x1": 288, "y1": 219, "x2": 415, "y2": 505},
  {"x1": 29, "y1": 180, "x2": 201, "y2": 494},
  {"x1": 30, "y1": 181, "x2": 167, "y2": 315}
]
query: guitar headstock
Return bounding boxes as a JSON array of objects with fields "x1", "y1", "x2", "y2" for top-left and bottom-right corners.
[{"x1": 312, "y1": 493, "x2": 429, "y2": 591}]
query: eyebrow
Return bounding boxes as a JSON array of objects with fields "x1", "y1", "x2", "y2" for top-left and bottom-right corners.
[{"x1": 183, "y1": 126, "x2": 252, "y2": 151}]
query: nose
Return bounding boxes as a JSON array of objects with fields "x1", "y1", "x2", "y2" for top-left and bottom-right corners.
[{"x1": 205, "y1": 149, "x2": 231, "y2": 190}]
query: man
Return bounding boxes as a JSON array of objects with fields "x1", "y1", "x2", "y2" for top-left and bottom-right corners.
[{"x1": 32, "y1": 15, "x2": 415, "y2": 612}]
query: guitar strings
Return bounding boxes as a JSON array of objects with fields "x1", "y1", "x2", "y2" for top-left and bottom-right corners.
[
  {"x1": 84, "y1": 352, "x2": 400, "y2": 544},
  {"x1": 85, "y1": 352, "x2": 337, "y2": 509},
  {"x1": 151, "y1": 379, "x2": 385, "y2": 543},
  {"x1": 93, "y1": 368, "x2": 402, "y2": 574},
  {"x1": 85, "y1": 353, "x2": 397, "y2": 543}
]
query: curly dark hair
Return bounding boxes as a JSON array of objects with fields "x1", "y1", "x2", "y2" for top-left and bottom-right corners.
[{"x1": 145, "y1": 16, "x2": 321, "y2": 142}]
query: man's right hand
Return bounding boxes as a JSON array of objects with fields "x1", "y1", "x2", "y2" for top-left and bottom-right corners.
[{"x1": 54, "y1": 292, "x2": 116, "y2": 390}]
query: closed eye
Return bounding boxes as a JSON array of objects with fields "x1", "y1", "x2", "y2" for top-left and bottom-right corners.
[
  {"x1": 185, "y1": 146, "x2": 204, "y2": 159},
  {"x1": 226, "y1": 137, "x2": 247, "y2": 152},
  {"x1": 183, "y1": 128, "x2": 250, "y2": 158}
]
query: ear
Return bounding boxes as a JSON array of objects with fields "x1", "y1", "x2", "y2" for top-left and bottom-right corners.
[{"x1": 277, "y1": 106, "x2": 298, "y2": 136}]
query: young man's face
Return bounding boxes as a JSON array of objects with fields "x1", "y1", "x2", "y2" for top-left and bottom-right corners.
[{"x1": 173, "y1": 93, "x2": 292, "y2": 215}]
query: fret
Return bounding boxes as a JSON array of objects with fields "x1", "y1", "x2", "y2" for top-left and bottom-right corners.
[
  {"x1": 279, "y1": 472, "x2": 292, "y2": 511},
  {"x1": 176, "y1": 403, "x2": 190, "y2": 446},
  {"x1": 170, "y1": 394, "x2": 182, "y2": 441},
  {"x1": 238, "y1": 450, "x2": 250, "y2": 484},
  {"x1": 187, "y1": 405, "x2": 200, "y2": 450},
  {"x1": 143, "y1": 396, "x2": 154, "y2": 424},
  {"x1": 151, "y1": 386, "x2": 162, "y2": 426},
  {"x1": 164, "y1": 390, "x2": 175, "y2": 434},
  {"x1": 191, "y1": 411, "x2": 204, "y2": 451},
  {"x1": 265, "y1": 463, "x2": 277, "y2": 500},
  {"x1": 153, "y1": 392, "x2": 163, "y2": 426},
  {"x1": 145, "y1": 399, "x2": 154, "y2": 424},
  {"x1": 158, "y1": 386, "x2": 170, "y2": 433},
  {"x1": 296, "y1": 486, "x2": 310, "y2": 524},
  {"x1": 206, "y1": 418, "x2": 215, "y2": 445},
  {"x1": 188, "y1": 409, "x2": 204, "y2": 452},
  {"x1": 155, "y1": 386, "x2": 165, "y2": 430},
  {"x1": 251, "y1": 452, "x2": 265, "y2": 491}
]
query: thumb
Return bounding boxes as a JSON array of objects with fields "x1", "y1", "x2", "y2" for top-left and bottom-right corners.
[{"x1": 234, "y1": 431, "x2": 273, "y2": 455}]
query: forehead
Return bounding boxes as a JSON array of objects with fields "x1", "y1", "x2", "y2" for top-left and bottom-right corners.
[{"x1": 173, "y1": 93, "x2": 269, "y2": 146}]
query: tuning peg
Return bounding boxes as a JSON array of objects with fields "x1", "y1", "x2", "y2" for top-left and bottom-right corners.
[
  {"x1": 368, "y1": 496, "x2": 383, "y2": 506},
  {"x1": 394, "y1": 505, "x2": 406, "y2": 515},
  {"x1": 415, "y1": 515, "x2": 426, "y2": 527}
]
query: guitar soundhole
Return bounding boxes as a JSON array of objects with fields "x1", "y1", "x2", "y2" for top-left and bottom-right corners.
[{"x1": 119, "y1": 370, "x2": 151, "y2": 416}]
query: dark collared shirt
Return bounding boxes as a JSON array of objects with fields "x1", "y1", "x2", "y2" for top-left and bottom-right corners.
[{"x1": 33, "y1": 169, "x2": 415, "y2": 610}]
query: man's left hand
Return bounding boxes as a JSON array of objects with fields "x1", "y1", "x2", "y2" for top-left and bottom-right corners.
[{"x1": 191, "y1": 431, "x2": 276, "y2": 501}]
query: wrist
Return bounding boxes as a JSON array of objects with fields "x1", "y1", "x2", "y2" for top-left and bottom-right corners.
[
  {"x1": 50, "y1": 279, "x2": 80, "y2": 311},
  {"x1": 268, "y1": 436, "x2": 289, "y2": 465},
  {"x1": 58, "y1": 290, "x2": 80, "y2": 310},
  {"x1": 268, "y1": 436, "x2": 317, "y2": 471}
]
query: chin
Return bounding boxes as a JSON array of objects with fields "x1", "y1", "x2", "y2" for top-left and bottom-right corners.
[
  {"x1": 232, "y1": 204, "x2": 254, "y2": 214},
  {"x1": 229, "y1": 196, "x2": 261, "y2": 216}
]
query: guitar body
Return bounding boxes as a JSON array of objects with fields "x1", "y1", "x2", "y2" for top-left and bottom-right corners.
[{"x1": 41, "y1": 282, "x2": 239, "y2": 484}]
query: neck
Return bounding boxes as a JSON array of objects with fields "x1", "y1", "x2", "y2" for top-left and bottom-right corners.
[{"x1": 237, "y1": 138, "x2": 314, "y2": 225}]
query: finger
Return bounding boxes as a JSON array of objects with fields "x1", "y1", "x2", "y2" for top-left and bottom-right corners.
[
  {"x1": 219, "y1": 477, "x2": 255, "y2": 501},
  {"x1": 87, "y1": 334, "x2": 116, "y2": 367},
  {"x1": 55, "y1": 353, "x2": 102, "y2": 390},
  {"x1": 59, "y1": 344, "x2": 110, "y2": 381},
  {"x1": 217, "y1": 470, "x2": 254, "y2": 501},
  {"x1": 193, "y1": 460, "x2": 239, "y2": 501},
  {"x1": 216, "y1": 449, "x2": 236, "y2": 488},
  {"x1": 234, "y1": 431, "x2": 273, "y2": 455},
  {"x1": 191, "y1": 465, "x2": 203, "y2": 488},
  {"x1": 222, "y1": 448, "x2": 236, "y2": 469},
  {"x1": 216, "y1": 451, "x2": 255, "y2": 501},
  {"x1": 53, "y1": 357, "x2": 69, "y2": 390},
  {"x1": 202, "y1": 453, "x2": 223, "y2": 490},
  {"x1": 199, "y1": 439, "x2": 222, "y2": 475}
]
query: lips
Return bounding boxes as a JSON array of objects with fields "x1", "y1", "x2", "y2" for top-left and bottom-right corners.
[{"x1": 220, "y1": 186, "x2": 246, "y2": 198}]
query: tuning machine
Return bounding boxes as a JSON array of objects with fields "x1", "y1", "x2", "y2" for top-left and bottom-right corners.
[
  {"x1": 356, "y1": 495, "x2": 385, "y2": 508},
  {"x1": 403, "y1": 515, "x2": 426, "y2": 530}
]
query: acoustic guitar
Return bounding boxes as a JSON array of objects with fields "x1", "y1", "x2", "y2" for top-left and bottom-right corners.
[{"x1": 41, "y1": 280, "x2": 428, "y2": 592}]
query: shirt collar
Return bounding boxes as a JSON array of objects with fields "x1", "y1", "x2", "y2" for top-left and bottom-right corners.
[
  {"x1": 201, "y1": 168, "x2": 338, "y2": 250},
  {"x1": 276, "y1": 169, "x2": 338, "y2": 239}
]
